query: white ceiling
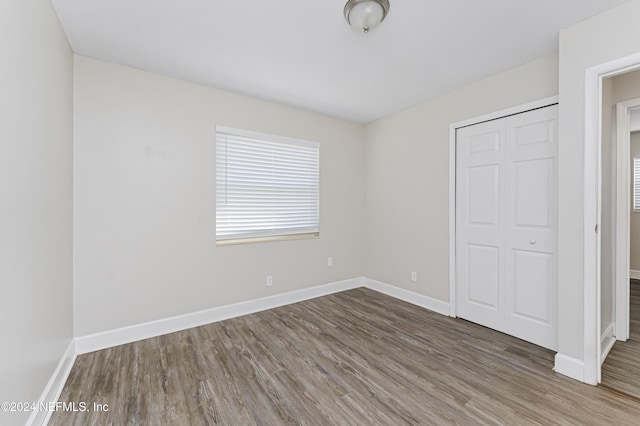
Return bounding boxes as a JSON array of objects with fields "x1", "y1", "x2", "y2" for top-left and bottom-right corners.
[{"x1": 51, "y1": 0, "x2": 628, "y2": 124}]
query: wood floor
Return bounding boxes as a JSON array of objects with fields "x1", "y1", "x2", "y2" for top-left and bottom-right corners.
[
  {"x1": 601, "y1": 280, "x2": 640, "y2": 398},
  {"x1": 51, "y1": 288, "x2": 640, "y2": 425}
]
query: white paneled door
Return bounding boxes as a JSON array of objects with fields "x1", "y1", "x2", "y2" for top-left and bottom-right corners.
[{"x1": 456, "y1": 105, "x2": 558, "y2": 350}]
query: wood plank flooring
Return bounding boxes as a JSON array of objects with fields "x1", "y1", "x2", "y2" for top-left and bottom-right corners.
[
  {"x1": 601, "y1": 280, "x2": 640, "y2": 398},
  {"x1": 51, "y1": 288, "x2": 640, "y2": 425}
]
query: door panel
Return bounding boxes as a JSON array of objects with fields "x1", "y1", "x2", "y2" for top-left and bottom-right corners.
[
  {"x1": 467, "y1": 131, "x2": 500, "y2": 154},
  {"x1": 505, "y1": 105, "x2": 558, "y2": 350},
  {"x1": 514, "y1": 159, "x2": 553, "y2": 229},
  {"x1": 468, "y1": 165, "x2": 500, "y2": 226},
  {"x1": 456, "y1": 120, "x2": 505, "y2": 331},
  {"x1": 456, "y1": 104, "x2": 558, "y2": 351},
  {"x1": 467, "y1": 244, "x2": 500, "y2": 309},
  {"x1": 509, "y1": 110, "x2": 556, "y2": 161},
  {"x1": 511, "y1": 250, "x2": 553, "y2": 323}
]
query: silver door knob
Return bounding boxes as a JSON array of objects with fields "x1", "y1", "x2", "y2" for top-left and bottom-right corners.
[{"x1": 529, "y1": 239, "x2": 537, "y2": 245}]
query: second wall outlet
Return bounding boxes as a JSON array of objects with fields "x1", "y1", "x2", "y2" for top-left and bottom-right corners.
[
  {"x1": 266, "y1": 275, "x2": 273, "y2": 287},
  {"x1": 328, "y1": 256, "x2": 333, "y2": 267},
  {"x1": 411, "y1": 271, "x2": 417, "y2": 282}
]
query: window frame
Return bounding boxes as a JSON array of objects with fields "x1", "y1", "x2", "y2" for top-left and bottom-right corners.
[{"x1": 215, "y1": 126, "x2": 320, "y2": 246}]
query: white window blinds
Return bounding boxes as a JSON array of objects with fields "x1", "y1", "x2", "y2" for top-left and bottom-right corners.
[
  {"x1": 216, "y1": 126, "x2": 320, "y2": 243},
  {"x1": 635, "y1": 156, "x2": 640, "y2": 212}
]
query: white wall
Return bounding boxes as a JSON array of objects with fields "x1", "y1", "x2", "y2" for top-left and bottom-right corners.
[
  {"x1": 73, "y1": 56, "x2": 365, "y2": 336},
  {"x1": 0, "y1": 1, "x2": 73, "y2": 425},
  {"x1": 611, "y1": 70, "x2": 640, "y2": 274},
  {"x1": 631, "y1": 110, "x2": 640, "y2": 132},
  {"x1": 631, "y1": 132, "x2": 640, "y2": 272},
  {"x1": 364, "y1": 54, "x2": 558, "y2": 301},
  {"x1": 558, "y1": 0, "x2": 640, "y2": 364}
]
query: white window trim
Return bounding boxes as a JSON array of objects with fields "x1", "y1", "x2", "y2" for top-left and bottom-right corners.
[
  {"x1": 215, "y1": 126, "x2": 320, "y2": 246},
  {"x1": 216, "y1": 126, "x2": 320, "y2": 149}
]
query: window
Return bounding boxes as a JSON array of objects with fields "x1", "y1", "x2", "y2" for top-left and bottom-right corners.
[
  {"x1": 216, "y1": 126, "x2": 320, "y2": 245},
  {"x1": 635, "y1": 156, "x2": 640, "y2": 212}
]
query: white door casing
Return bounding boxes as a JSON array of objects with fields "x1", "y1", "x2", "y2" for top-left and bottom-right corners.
[
  {"x1": 456, "y1": 105, "x2": 558, "y2": 351},
  {"x1": 583, "y1": 55, "x2": 640, "y2": 386}
]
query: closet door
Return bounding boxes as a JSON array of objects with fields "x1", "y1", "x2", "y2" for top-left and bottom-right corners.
[
  {"x1": 456, "y1": 119, "x2": 506, "y2": 332},
  {"x1": 455, "y1": 105, "x2": 558, "y2": 351},
  {"x1": 504, "y1": 106, "x2": 558, "y2": 350}
]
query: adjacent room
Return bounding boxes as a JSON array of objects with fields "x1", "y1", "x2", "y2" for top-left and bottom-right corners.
[
  {"x1": 600, "y1": 69, "x2": 640, "y2": 397},
  {"x1": 4, "y1": 0, "x2": 640, "y2": 424}
]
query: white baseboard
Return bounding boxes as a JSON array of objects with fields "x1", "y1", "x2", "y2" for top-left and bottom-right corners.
[
  {"x1": 75, "y1": 277, "x2": 364, "y2": 354},
  {"x1": 630, "y1": 269, "x2": 640, "y2": 280},
  {"x1": 554, "y1": 353, "x2": 585, "y2": 383},
  {"x1": 600, "y1": 322, "x2": 616, "y2": 364},
  {"x1": 363, "y1": 278, "x2": 450, "y2": 316},
  {"x1": 43, "y1": 276, "x2": 591, "y2": 420},
  {"x1": 26, "y1": 340, "x2": 76, "y2": 426},
  {"x1": 75, "y1": 277, "x2": 454, "y2": 355}
]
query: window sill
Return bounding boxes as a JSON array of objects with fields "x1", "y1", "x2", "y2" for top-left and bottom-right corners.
[{"x1": 216, "y1": 232, "x2": 320, "y2": 246}]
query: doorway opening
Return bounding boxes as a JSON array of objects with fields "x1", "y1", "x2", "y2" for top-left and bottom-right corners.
[
  {"x1": 584, "y1": 51, "x2": 640, "y2": 385},
  {"x1": 599, "y1": 90, "x2": 640, "y2": 396}
]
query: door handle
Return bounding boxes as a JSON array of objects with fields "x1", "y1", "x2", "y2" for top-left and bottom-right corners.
[{"x1": 529, "y1": 239, "x2": 537, "y2": 245}]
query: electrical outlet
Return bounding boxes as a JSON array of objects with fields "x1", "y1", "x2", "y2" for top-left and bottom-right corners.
[
  {"x1": 411, "y1": 271, "x2": 417, "y2": 282},
  {"x1": 328, "y1": 256, "x2": 333, "y2": 267},
  {"x1": 266, "y1": 275, "x2": 273, "y2": 287}
]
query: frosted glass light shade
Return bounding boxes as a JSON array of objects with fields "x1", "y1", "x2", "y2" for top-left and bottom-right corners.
[{"x1": 344, "y1": 0, "x2": 390, "y2": 33}]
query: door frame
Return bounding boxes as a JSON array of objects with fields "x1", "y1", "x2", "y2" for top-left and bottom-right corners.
[
  {"x1": 448, "y1": 95, "x2": 559, "y2": 317},
  {"x1": 584, "y1": 53, "x2": 640, "y2": 385},
  {"x1": 614, "y1": 98, "x2": 640, "y2": 343}
]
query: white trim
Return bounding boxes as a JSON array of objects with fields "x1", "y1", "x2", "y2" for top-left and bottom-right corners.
[
  {"x1": 601, "y1": 322, "x2": 616, "y2": 364},
  {"x1": 75, "y1": 278, "x2": 364, "y2": 354},
  {"x1": 26, "y1": 340, "x2": 77, "y2": 426},
  {"x1": 583, "y1": 52, "x2": 640, "y2": 386},
  {"x1": 363, "y1": 278, "x2": 450, "y2": 316},
  {"x1": 31, "y1": 278, "x2": 450, "y2": 422},
  {"x1": 554, "y1": 353, "x2": 585, "y2": 383},
  {"x1": 630, "y1": 270, "x2": 640, "y2": 280},
  {"x1": 449, "y1": 96, "x2": 559, "y2": 130},
  {"x1": 76, "y1": 277, "x2": 454, "y2": 355},
  {"x1": 583, "y1": 65, "x2": 603, "y2": 385},
  {"x1": 448, "y1": 123, "x2": 457, "y2": 317},
  {"x1": 448, "y1": 95, "x2": 559, "y2": 318}
]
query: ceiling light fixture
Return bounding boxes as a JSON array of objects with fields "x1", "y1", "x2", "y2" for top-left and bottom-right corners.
[{"x1": 344, "y1": 0, "x2": 390, "y2": 34}]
